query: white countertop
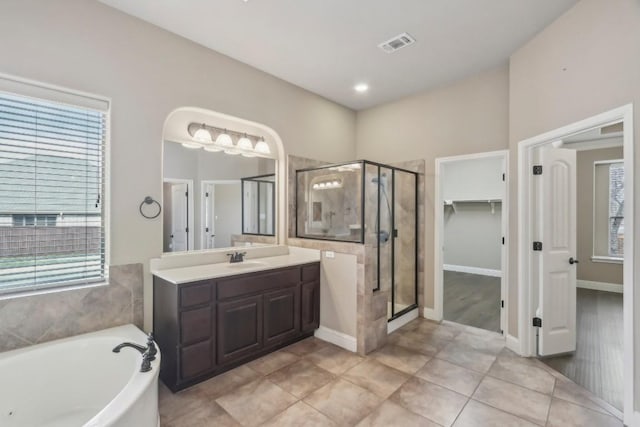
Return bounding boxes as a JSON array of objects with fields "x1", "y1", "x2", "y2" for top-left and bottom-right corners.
[{"x1": 151, "y1": 251, "x2": 320, "y2": 285}]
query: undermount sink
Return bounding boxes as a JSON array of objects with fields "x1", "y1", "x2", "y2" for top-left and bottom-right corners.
[{"x1": 226, "y1": 261, "x2": 268, "y2": 269}]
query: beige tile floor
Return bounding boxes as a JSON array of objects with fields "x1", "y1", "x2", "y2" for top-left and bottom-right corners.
[{"x1": 159, "y1": 318, "x2": 623, "y2": 426}]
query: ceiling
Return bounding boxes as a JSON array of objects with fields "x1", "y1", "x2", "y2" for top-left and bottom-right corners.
[{"x1": 99, "y1": 0, "x2": 578, "y2": 110}]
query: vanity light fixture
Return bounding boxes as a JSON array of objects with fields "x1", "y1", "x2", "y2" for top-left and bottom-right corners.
[
  {"x1": 186, "y1": 122, "x2": 272, "y2": 158},
  {"x1": 182, "y1": 141, "x2": 203, "y2": 149},
  {"x1": 254, "y1": 137, "x2": 271, "y2": 155},
  {"x1": 192, "y1": 123, "x2": 212, "y2": 143},
  {"x1": 215, "y1": 130, "x2": 234, "y2": 148},
  {"x1": 237, "y1": 134, "x2": 255, "y2": 157},
  {"x1": 312, "y1": 178, "x2": 343, "y2": 190}
]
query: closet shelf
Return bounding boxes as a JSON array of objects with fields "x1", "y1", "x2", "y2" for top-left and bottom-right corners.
[{"x1": 443, "y1": 198, "x2": 502, "y2": 214}]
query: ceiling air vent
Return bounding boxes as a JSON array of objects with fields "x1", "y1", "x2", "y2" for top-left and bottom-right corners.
[{"x1": 378, "y1": 32, "x2": 416, "y2": 53}]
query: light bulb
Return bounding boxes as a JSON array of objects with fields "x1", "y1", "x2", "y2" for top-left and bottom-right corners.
[
  {"x1": 237, "y1": 135, "x2": 253, "y2": 151},
  {"x1": 254, "y1": 138, "x2": 271, "y2": 155},
  {"x1": 193, "y1": 125, "x2": 212, "y2": 143},
  {"x1": 215, "y1": 131, "x2": 234, "y2": 148}
]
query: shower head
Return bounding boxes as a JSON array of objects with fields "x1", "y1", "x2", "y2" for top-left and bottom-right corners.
[{"x1": 371, "y1": 173, "x2": 388, "y2": 186}]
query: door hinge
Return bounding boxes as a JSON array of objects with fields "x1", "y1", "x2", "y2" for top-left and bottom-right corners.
[
  {"x1": 205, "y1": 227, "x2": 209, "y2": 232},
  {"x1": 533, "y1": 241, "x2": 543, "y2": 251},
  {"x1": 502, "y1": 173, "x2": 505, "y2": 181},
  {"x1": 392, "y1": 229, "x2": 398, "y2": 238},
  {"x1": 185, "y1": 191, "x2": 188, "y2": 197},
  {"x1": 533, "y1": 165, "x2": 543, "y2": 175},
  {"x1": 500, "y1": 329, "x2": 504, "y2": 335},
  {"x1": 532, "y1": 317, "x2": 542, "y2": 327},
  {"x1": 185, "y1": 227, "x2": 189, "y2": 233},
  {"x1": 501, "y1": 300, "x2": 504, "y2": 308},
  {"x1": 502, "y1": 236, "x2": 505, "y2": 245},
  {"x1": 205, "y1": 192, "x2": 209, "y2": 197}
]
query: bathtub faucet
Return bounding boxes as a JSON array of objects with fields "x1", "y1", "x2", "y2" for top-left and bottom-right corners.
[{"x1": 112, "y1": 333, "x2": 157, "y2": 373}]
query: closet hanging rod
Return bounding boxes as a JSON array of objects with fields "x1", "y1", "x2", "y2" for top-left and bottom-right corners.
[{"x1": 443, "y1": 198, "x2": 502, "y2": 204}]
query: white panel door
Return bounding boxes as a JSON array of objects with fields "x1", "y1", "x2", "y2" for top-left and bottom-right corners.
[
  {"x1": 539, "y1": 147, "x2": 577, "y2": 356},
  {"x1": 170, "y1": 183, "x2": 188, "y2": 252},
  {"x1": 203, "y1": 183, "x2": 216, "y2": 249}
]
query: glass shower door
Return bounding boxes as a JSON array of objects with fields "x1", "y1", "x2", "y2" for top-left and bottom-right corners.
[{"x1": 391, "y1": 169, "x2": 417, "y2": 317}]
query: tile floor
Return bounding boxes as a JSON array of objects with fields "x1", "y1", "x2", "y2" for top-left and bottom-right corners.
[{"x1": 159, "y1": 318, "x2": 623, "y2": 426}]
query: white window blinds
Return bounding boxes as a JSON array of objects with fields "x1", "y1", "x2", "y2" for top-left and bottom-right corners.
[{"x1": 0, "y1": 88, "x2": 108, "y2": 294}]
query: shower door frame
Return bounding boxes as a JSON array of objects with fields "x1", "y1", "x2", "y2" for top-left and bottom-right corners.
[
  {"x1": 294, "y1": 160, "x2": 419, "y2": 321},
  {"x1": 381, "y1": 164, "x2": 419, "y2": 321}
]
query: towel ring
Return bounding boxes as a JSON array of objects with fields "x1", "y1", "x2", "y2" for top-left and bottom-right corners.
[{"x1": 139, "y1": 196, "x2": 162, "y2": 219}]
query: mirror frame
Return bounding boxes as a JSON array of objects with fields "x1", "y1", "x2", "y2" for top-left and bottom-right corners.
[{"x1": 161, "y1": 107, "x2": 285, "y2": 254}]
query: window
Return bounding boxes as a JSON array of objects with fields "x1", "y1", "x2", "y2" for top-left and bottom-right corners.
[
  {"x1": 593, "y1": 160, "x2": 624, "y2": 261},
  {"x1": 12, "y1": 214, "x2": 57, "y2": 227},
  {"x1": 608, "y1": 163, "x2": 624, "y2": 256},
  {"x1": 0, "y1": 80, "x2": 108, "y2": 294}
]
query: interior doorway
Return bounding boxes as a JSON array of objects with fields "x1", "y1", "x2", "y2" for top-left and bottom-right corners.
[
  {"x1": 535, "y1": 126, "x2": 625, "y2": 410},
  {"x1": 162, "y1": 178, "x2": 194, "y2": 252},
  {"x1": 434, "y1": 150, "x2": 509, "y2": 335},
  {"x1": 201, "y1": 180, "x2": 241, "y2": 249},
  {"x1": 517, "y1": 105, "x2": 634, "y2": 422}
]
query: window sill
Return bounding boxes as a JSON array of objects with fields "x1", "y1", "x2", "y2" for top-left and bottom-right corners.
[{"x1": 591, "y1": 256, "x2": 623, "y2": 265}]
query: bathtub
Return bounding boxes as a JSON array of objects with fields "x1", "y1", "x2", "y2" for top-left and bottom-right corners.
[{"x1": 0, "y1": 324, "x2": 160, "y2": 427}]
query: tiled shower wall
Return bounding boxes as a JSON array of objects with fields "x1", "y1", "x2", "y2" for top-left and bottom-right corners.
[{"x1": 0, "y1": 263, "x2": 144, "y2": 353}]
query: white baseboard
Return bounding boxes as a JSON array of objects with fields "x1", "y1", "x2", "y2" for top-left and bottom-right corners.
[
  {"x1": 314, "y1": 326, "x2": 357, "y2": 352},
  {"x1": 388, "y1": 308, "x2": 419, "y2": 333},
  {"x1": 505, "y1": 334, "x2": 522, "y2": 355},
  {"x1": 444, "y1": 264, "x2": 502, "y2": 278},
  {"x1": 423, "y1": 307, "x2": 441, "y2": 321},
  {"x1": 577, "y1": 279, "x2": 623, "y2": 294}
]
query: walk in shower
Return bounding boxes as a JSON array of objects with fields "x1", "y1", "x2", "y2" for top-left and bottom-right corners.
[{"x1": 296, "y1": 160, "x2": 418, "y2": 320}]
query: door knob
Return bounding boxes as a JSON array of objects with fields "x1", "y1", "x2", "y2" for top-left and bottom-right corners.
[{"x1": 569, "y1": 257, "x2": 579, "y2": 265}]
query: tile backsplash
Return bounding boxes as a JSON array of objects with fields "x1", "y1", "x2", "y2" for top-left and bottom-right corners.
[{"x1": 0, "y1": 263, "x2": 143, "y2": 353}]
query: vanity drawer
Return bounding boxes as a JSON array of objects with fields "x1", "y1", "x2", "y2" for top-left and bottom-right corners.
[
  {"x1": 180, "y1": 281, "x2": 212, "y2": 308},
  {"x1": 180, "y1": 306, "x2": 212, "y2": 345},
  {"x1": 180, "y1": 339, "x2": 213, "y2": 380},
  {"x1": 217, "y1": 268, "x2": 299, "y2": 300},
  {"x1": 301, "y1": 263, "x2": 320, "y2": 283}
]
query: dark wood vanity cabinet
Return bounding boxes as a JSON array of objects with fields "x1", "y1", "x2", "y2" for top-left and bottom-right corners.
[{"x1": 153, "y1": 261, "x2": 320, "y2": 392}]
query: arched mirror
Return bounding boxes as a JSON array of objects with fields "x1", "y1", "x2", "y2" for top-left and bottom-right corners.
[{"x1": 161, "y1": 108, "x2": 281, "y2": 253}]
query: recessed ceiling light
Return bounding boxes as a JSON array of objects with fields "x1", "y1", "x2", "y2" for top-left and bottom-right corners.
[{"x1": 354, "y1": 83, "x2": 369, "y2": 93}]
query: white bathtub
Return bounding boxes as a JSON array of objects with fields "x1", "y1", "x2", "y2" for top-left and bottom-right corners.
[{"x1": 0, "y1": 324, "x2": 160, "y2": 427}]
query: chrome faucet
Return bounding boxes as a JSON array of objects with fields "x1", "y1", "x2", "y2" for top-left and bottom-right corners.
[
  {"x1": 226, "y1": 251, "x2": 247, "y2": 263},
  {"x1": 113, "y1": 333, "x2": 157, "y2": 373}
]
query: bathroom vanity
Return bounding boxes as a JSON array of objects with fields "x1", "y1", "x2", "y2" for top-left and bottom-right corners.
[{"x1": 152, "y1": 257, "x2": 320, "y2": 392}]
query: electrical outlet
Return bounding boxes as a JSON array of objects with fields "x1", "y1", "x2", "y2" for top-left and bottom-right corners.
[{"x1": 325, "y1": 251, "x2": 335, "y2": 259}]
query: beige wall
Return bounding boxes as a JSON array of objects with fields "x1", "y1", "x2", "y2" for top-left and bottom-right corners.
[
  {"x1": 0, "y1": 0, "x2": 356, "y2": 329},
  {"x1": 576, "y1": 147, "x2": 624, "y2": 285},
  {"x1": 508, "y1": 0, "x2": 640, "y2": 344},
  {"x1": 356, "y1": 65, "x2": 510, "y2": 308}
]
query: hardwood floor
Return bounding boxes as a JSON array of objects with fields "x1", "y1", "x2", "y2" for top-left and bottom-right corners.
[
  {"x1": 541, "y1": 288, "x2": 623, "y2": 410},
  {"x1": 443, "y1": 271, "x2": 501, "y2": 333}
]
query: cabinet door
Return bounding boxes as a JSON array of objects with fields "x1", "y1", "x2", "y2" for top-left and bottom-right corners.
[
  {"x1": 263, "y1": 286, "x2": 300, "y2": 347},
  {"x1": 180, "y1": 339, "x2": 213, "y2": 381},
  {"x1": 301, "y1": 281, "x2": 320, "y2": 333},
  {"x1": 217, "y1": 295, "x2": 263, "y2": 365}
]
